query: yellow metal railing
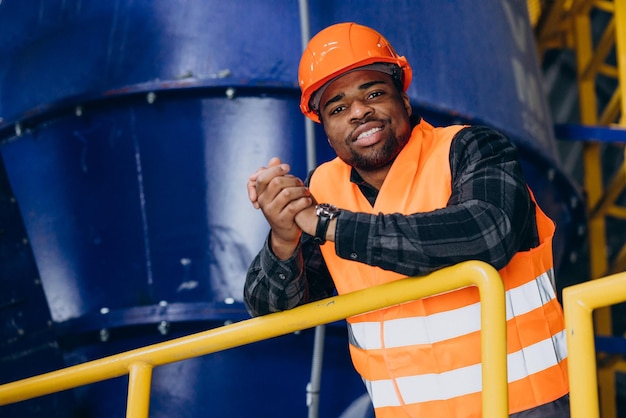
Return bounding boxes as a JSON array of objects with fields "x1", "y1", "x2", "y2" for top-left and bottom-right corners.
[
  {"x1": 564, "y1": 271, "x2": 626, "y2": 418},
  {"x1": 0, "y1": 261, "x2": 508, "y2": 418}
]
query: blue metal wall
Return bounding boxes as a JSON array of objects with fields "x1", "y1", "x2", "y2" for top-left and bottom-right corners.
[{"x1": 0, "y1": 1, "x2": 585, "y2": 417}]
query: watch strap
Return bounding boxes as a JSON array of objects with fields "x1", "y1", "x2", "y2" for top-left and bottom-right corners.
[{"x1": 313, "y1": 213, "x2": 330, "y2": 245}]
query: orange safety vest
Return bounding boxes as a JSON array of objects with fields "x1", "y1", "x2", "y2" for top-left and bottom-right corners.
[{"x1": 309, "y1": 120, "x2": 569, "y2": 418}]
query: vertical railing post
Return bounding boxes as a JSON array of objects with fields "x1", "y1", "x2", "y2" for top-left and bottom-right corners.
[
  {"x1": 564, "y1": 272, "x2": 626, "y2": 418},
  {"x1": 565, "y1": 288, "x2": 598, "y2": 418},
  {"x1": 473, "y1": 263, "x2": 508, "y2": 418},
  {"x1": 126, "y1": 362, "x2": 153, "y2": 418}
]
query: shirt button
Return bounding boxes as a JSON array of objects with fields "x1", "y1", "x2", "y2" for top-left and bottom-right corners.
[
  {"x1": 278, "y1": 273, "x2": 286, "y2": 280},
  {"x1": 350, "y1": 252, "x2": 358, "y2": 260}
]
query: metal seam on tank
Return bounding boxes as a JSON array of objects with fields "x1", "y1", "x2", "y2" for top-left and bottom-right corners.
[{"x1": 130, "y1": 109, "x2": 154, "y2": 293}]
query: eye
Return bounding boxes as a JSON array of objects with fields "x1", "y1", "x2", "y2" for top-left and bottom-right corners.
[
  {"x1": 367, "y1": 90, "x2": 384, "y2": 100},
  {"x1": 329, "y1": 105, "x2": 346, "y2": 116}
]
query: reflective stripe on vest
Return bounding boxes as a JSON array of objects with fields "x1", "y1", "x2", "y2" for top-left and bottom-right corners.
[
  {"x1": 364, "y1": 330, "x2": 567, "y2": 409},
  {"x1": 349, "y1": 270, "x2": 557, "y2": 350},
  {"x1": 309, "y1": 120, "x2": 569, "y2": 416}
]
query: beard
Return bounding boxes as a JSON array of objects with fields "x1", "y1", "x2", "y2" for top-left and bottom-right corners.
[{"x1": 342, "y1": 129, "x2": 410, "y2": 171}]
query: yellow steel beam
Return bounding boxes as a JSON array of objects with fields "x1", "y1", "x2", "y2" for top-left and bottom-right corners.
[
  {"x1": 612, "y1": 359, "x2": 626, "y2": 374},
  {"x1": 535, "y1": 0, "x2": 572, "y2": 54},
  {"x1": 572, "y1": 6, "x2": 619, "y2": 416},
  {"x1": 595, "y1": 0, "x2": 616, "y2": 13},
  {"x1": 606, "y1": 204, "x2": 626, "y2": 218},
  {"x1": 600, "y1": 89, "x2": 622, "y2": 124},
  {"x1": 571, "y1": 0, "x2": 600, "y2": 15},
  {"x1": 589, "y1": 153, "x2": 626, "y2": 220},
  {"x1": 599, "y1": 63, "x2": 619, "y2": 78},
  {"x1": 575, "y1": 7, "x2": 614, "y2": 352},
  {"x1": 609, "y1": 241, "x2": 626, "y2": 273},
  {"x1": 616, "y1": 0, "x2": 626, "y2": 123},
  {"x1": 0, "y1": 261, "x2": 509, "y2": 418},
  {"x1": 527, "y1": 0, "x2": 543, "y2": 27},
  {"x1": 583, "y1": 140, "x2": 609, "y2": 278},
  {"x1": 599, "y1": 366, "x2": 618, "y2": 418},
  {"x1": 536, "y1": 0, "x2": 569, "y2": 39},
  {"x1": 574, "y1": 13, "x2": 600, "y2": 125},
  {"x1": 580, "y1": 17, "x2": 615, "y2": 81}
]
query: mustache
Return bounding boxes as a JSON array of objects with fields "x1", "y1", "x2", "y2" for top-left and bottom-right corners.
[{"x1": 347, "y1": 117, "x2": 387, "y2": 142}]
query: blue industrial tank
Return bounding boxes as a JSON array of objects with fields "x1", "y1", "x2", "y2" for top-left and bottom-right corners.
[{"x1": 0, "y1": 1, "x2": 584, "y2": 417}]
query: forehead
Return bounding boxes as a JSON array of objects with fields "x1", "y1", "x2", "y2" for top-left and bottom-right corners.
[{"x1": 319, "y1": 70, "x2": 395, "y2": 105}]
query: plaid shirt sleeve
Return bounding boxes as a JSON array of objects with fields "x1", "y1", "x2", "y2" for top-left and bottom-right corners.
[
  {"x1": 244, "y1": 125, "x2": 538, "y2": 316},
  {"x1": 244, "y1": 233, "x2": 335, "y2": 316}
]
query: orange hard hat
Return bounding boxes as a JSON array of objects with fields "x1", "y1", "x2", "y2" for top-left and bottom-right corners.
[{"x1": 298, "y1": 22, "x2": 412, "y2": 123}]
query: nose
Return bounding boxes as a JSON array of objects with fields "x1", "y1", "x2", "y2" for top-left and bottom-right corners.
[{"x1": 349, "y1": 99, "x2": 373, "y2": 122}]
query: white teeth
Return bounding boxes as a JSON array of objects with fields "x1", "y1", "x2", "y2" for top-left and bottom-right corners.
[{"x1": 357, "y1": 127, "x2": 382, "y2": 140}]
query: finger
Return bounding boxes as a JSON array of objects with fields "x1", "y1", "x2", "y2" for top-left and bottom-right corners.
[
  {"x1": 258, "y1": 182, "x2": 310, "y2": 223},
  {"x1": 258, "y1": 175, "x2": 307, "y2": 209},
  {"x1": 248, "y1": 156, "x2": 284, "y2": 207},
  {"x1": 247, "y1": 181, "x2": 261, "y2": 209},
  {"x1": 267, "y1": 157, "x2": 282, "y2": 167},
  {"x1": 284, "y1": 195, "x2": 313, "y2": 216},
  {"x1": 248, "y1": 158, "x2": 288, "y2": 210},
  {"x1": 247, "y1": 165, "x2": 268, "y2": 208},
  {"x1": 267, "y1": 194, "x2": 312, "y2": 238},
  {"x1": 271, "y1": 187, "x2": 312, "y2": 222},
  {"x1": 255, "y1": 163, "x2": 290, "y2": 198},
  {"x1": 249, "y1": 157, "x2": 282, "y2": 183},
  {"x1": 248, "y1": 167, "x2": 265, "y2": 182}
]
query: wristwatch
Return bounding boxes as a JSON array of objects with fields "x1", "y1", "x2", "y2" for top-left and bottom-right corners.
[{"x1": 313, "y1": 203, "x2": 341, "y2": 245}]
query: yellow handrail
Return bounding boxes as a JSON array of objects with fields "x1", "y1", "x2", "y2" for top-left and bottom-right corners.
[
  {"x1": 564, "y1": 271, "x2": 626, "y2": 418},
  {"x1": 0, "y1": 260, "x2": 508, "y2": 418}
]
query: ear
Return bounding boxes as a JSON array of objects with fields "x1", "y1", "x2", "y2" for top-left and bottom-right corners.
[{"x1": 401, "y1": 92, "x2": 412, "y2": 117}]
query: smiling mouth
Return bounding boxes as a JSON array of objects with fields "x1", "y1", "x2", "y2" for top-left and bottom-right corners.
[{"x1": 356, "y1": 127, "x2": 382, "y2": 141}]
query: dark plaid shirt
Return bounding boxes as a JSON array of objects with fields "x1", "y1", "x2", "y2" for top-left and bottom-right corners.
[{"x1": 244, "y1": 125, "x2": 540, "y2": 316}]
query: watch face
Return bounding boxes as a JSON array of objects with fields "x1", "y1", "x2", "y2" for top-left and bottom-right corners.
[{"x1": 316, "y1": 203, "x2": 341, "y2": 218}]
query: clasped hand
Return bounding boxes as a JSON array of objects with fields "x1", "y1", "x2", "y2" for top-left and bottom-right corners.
[{"x1": 247, "y1": 157, "x2": 317, "y2": 259}]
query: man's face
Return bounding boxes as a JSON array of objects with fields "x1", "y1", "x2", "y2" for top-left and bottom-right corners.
[{"x1": 318, "y1": 70, "x2": 412, "y2": 172}]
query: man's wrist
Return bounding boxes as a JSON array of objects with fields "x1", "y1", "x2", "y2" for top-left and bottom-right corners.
[
  {"x1": 313, "y1": 204, "x2": 341, "y2": 245},
  {"x1": 269, "y1": 232, "x2": 301, "y2": 260}
]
